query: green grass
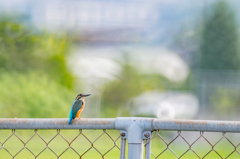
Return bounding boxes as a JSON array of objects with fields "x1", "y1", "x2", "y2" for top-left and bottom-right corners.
[{"x1": 0, "y1": 130, "x2": 239, "y2": 159}]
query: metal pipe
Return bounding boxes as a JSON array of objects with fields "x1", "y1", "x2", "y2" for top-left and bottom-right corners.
[
  {"x1": 1, "y1": 118, "x2": 240, "y2": 132},
  {"x1": 144, "y1": 133, "x2": 151, "y2": 159},
  {"x1": 120, "y1": 138, "x2": 126, "y2": 159},
  {"x1": 128, "y1": 143, "x2": 143, "y2": 159},
  {"x1": 153, "y1": 119, "x2": 240, "y2": 132},
  {"x1": 0, "y1": 118, "x2": 116, "y2": 129}
]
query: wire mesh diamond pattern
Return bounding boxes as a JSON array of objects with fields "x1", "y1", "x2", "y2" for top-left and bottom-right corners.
[
  {"x1": 0, "y1": 129, "x2": 121, "y2": 159},
  {"x1": 146, "y1": 130, "x2": 240, "y2": 159}
]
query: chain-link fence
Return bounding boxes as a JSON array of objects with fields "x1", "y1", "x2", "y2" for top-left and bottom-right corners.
[
  {"x1": 0, "y1": 129, "x2": 121, "y2": 159},
  {"x1": 145, "y1": 130, "x2": 240, "y2": 159},
  {"x1": 1, "y1": 118, "x2": 240, "y2": 159}
]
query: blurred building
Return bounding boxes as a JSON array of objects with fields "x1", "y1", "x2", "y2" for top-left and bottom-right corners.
[
  {"x1": 30, "y1": 0, "x2": 159, "y2": 44},
  {"x1": 0, "y1": 0, "x2": 209, "y2": 44}
]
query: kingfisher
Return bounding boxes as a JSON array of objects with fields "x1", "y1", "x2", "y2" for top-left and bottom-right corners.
[{"x1": 68, "y1": 93, "x2": 91, "y2": 125}]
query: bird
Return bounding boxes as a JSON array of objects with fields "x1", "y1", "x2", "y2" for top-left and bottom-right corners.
[{"x1": 68, "y1": 93, "x2": 91, "y2": 125}]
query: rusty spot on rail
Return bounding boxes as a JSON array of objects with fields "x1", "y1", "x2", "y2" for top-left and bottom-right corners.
[
  {"x1": 151, "y1": 118, "x2": 154, "y2": 129},
  {"x1": 172, "y1": 120, "x2": 208, "y2": 126}
]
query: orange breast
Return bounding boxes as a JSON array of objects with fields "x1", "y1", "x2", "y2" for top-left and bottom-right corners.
[{"x1": 75, "y1": 100, "x2": 85, "y2": 118}]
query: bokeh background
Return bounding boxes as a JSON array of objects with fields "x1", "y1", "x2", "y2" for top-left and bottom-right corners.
[{"x1": 1, "y1": 0, "x2": 240, "y2": 121}]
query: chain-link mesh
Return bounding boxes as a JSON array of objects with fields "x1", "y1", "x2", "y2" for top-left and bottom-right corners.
[
  {"x1": 145, "y1": 130, "x2": 240, "y2": 159},
  {"x1": 0, "y1": 129, "x2": 121, "y2": 159},
  {"x1": 2, "y1": 120, "x2": 240, "y2": 159}
]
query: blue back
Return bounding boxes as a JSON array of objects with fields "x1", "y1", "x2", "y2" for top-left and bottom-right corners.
[{"x1": 68, "y1": 99, "x2": 83, "y2": 125}]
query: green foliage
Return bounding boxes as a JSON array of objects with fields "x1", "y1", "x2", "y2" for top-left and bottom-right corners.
[
  {"x1": 210, "y1": 87, "x2": 240, "y2": 113},
  {"x1": 0, "y1": 20, "x2": 39, "y2": 71},
  {"x1": 102, "y1": 62, "x2": 164, "y2": 117},
  {"x1": 200, "y1": 1, "x2": 240, "y2": 70},
  {"x1": 0, "y1": 17, "x2": 77, "y2": 118},
  {"x1": 38, "y1": 34, "x2": 74, "y2": 89},
  {"x1": 0, "y1": 19, "x2": 74, "y2": 89},
  {"x1": 0, "y1": 72, "x2": 75, "y2": 118}
]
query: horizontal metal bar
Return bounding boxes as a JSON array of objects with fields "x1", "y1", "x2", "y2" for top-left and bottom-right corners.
[
  {"x1": 1, "y1": 118, "x2": 240, "y2": 132},
  {"x1": 153, "y1": 119, "x2": 240, "y2": 132},
  {"x1": 0, "y1": 118, "x2": 116, "y2": 129}
]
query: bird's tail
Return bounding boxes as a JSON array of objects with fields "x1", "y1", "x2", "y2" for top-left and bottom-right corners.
[{"x1": 68, "y1": 118, "x2": 72, "y2": 125}]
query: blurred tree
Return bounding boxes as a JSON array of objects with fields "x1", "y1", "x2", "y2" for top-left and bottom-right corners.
[
  {"x1": 0, "y1": 20, "x2": 38, "y2": 71},
  {"x1": 210, "y1": 87, "x2": 240, "y2": 114},
  {"x1": 0, "y1": 17, "x2": 76, "y2": 118},
  {"x1": 200, "y1": 1, "x2": 240, "y2": 70},
  {"x1": 171, "y1": 24, "x2": 201, "y2": 69},
  {"x1": 0, "y1": 19, "x2": 74, "y2": 89},
  {"x1": 102, "y1": 61, "x2": 165, "y2": 117},
  {"x1": 38, "y1": 34, "x2": 74, "y2": 89}
]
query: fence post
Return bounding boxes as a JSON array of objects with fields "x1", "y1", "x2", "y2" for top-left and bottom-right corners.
[
  {"x1": 115, "y1": 118, "x2": 154, "y2": 159},
  {"x1": 128, "y1": 143, "x2": 143, "y2": 159}
]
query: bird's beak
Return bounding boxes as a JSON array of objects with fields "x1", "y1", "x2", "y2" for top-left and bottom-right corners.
[{"x1": 82, "y1": 94, "x2": 91, "y2": 97}]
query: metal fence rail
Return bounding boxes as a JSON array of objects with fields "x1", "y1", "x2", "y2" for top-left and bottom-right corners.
[{"x1": 1, "y1": 118, "x2": 240, "y2": 159}]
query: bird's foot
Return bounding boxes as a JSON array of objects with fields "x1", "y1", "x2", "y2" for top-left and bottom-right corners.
[{"x1": 79, "y1": 117, "x2": 81, "y2": 119}]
